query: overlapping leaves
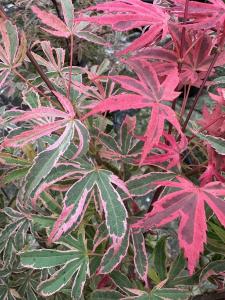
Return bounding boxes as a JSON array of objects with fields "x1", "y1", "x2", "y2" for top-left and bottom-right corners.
[
  {"x1": 85, "y1": 60, "x2": 184, "y2": 163},
  {"x1": 20, "y1": 234, "x2": 89, "y2": 298},
  {"x1": 0, "y1": 20, "x2": 26, "y2": 88}
]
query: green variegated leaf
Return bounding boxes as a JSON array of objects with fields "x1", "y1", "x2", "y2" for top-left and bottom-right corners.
[
  {"x1": 60, "y1": 0, "x2": 74, "y2": 29},
  {"x1": 20, "y1": 249, "x2": 79, "y2": 269},
  {"x1": 0, "y1": 284, "x2": 8, "y2": 299},
  {"x1": 110, "y1": 270, "x2": 132, "y2": 291},
  {"x1": 166, "y1": 271, "x2": 200, "y2": 287},
  {"x1": 31, "y1": 215, "x2": 55, "y2": 231},
  {"x1": 73, "y1": 120, "x2": 90, "y2": 158},
  {"x1": 3, "y1": 207, "x2": 24, "y2": 220},
  {"x1": 154, "y1": 236, "x2": 167, "y2": 281},
  {"x1": 31, "y1": 71, "x2": 59, "y2": 86},
  {"x1": 38, "y1": 260, "x2": 81, "y2": 296},
  {"x1": 48, "y1": 171, "x2": 96, "y2": 243},
  {"x1": 132, "y1": 229, "x2": 149, "y2": 285},
  {"x1": 48, "y1": 169, "x2": 128, "y2": 249},
  {"x1": 149, "y1": 288, "x2": 190, "y2": 300},
  {"x1": 0, "y1": 219, "x2": 24, "y2": 249},
  {"x1": 96, "y1": 170, "x2": 128, "y2": 241},
  {"x1": 31, "y1": 162, "x2": 83, "y2": 206},
  {"x1": 91, "y1": 127, "x2": 121, "y2": 153},
  {"x1": 23, "y1": 90, "x2": 40, "y2": 109},
  {"x1": 200, "y1": 260, "x2": 225, "y2": 281},
  {"x1": 3, "y1": 237, "x2": 15, "y2": 267},
  {"x1": 2, "y1": 167, "x2": 30, "y2": 184},
  {"x1": 76, "y1": 31, "x2": 107, "y2": 45},
  {"x1": 39, "y1": 192, "x2": 61, "y2": 214},
  {"x1": 125, "y1": 172, "x2": 175, "y2": 197},
  {"x1": 90, "y1": 290, "x2": 123, "y2": 300},
  {"x1": 197, "y1": 133, "x2": 225, "y2": 155},
  {"x1": 99, "y1": 229, "x2": 130, "y2": 274},
  {"x1": 14, "y1": 220, "x2": 29, "y2": 251},
  {"x1": 5, "y1": 21, "x2": 19, "y2": 63},
  {"x1": 93, "y1": 222, "x2": 108, "y2": 252},
  {"x1": 0, "y1": 153, "x2": 30, "y2": 166},
  {"x1": 23, "y1": 121, "x2": 74, "y2": 201},
  {"x1": 71, "y1": 259, "x2": 89, "y2": 299},
  {"x1": 167, "y1": 252, "x2": 186, "y2": 282},
  {"x1": 209, "y1": 221, "x2": 225, "y2": 243}
]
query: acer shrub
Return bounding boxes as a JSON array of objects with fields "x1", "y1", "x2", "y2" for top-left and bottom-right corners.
[{"x1": 1, "y1": 0, "x2": 225, "y2": 299}]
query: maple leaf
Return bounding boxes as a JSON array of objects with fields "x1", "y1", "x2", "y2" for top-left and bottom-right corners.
[
  {"x1": 30, "y1": 41, "x2": 65, "y2": 73},
  {"x1": 32, "y1": 0, "x2": 106, "y2": 44},
  {"x1": 1, "y1": 91, "x2": 90, "y2": 201},
  {"x1": 76, "y1": 0, "x2": 170, "y2": 55},
  {"x1": 93, "y1": 116, "x2": 143, "y2": 162},
  {"x1": 135, "y1": 25, "x2": 225, "y2": 87},
  {"x1": 84, "y1": 60, "x2": 184, "y2": 163},
  {"x1": 200, "y1": 146, "x2": 225, "y2": 186},
  {"x1": 197, "y1": 104, "x2": 225, "y2": 138},
  {"x1": 173, "y1": 0, "x2": 225, "y2": 30},
  {"x1": 0, "y1": 20, "x2": 27, "y2": 88},
  {"x1": 139, "y1": 132, "x2": 187, "y2": 169},
  {"x1": 209, "y1": 88, "x2": 225, "y2": 106},
  {"x1": 1, "y1": 91, "x2": 75, "y2": 149},
  {"x1": 134, "y1": 176, "x2": 225, "y2": 274}
]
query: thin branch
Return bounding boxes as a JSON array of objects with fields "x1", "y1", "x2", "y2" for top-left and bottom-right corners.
[{"x1": 26, "y1": 50, "x2": 56, "y2": 93}]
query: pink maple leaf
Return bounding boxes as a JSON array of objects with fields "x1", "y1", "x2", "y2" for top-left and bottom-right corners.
[
  {"x1": 135, "y1": 25, "x2": 225, "y2": 87},
  {"x1": 76, "y1": 0, "x2": 170, "y2": 55},
  {"x1": 139, "y1": 132, "x2": 187, "y2": 169},
  {"x1": 1, "y1": 92, "x2": 75, "y2": 149},
  {"x1": 133, "y1": 176, "x2": 225, "y2": 274},
  {"x1": 173, "y1": 0, "x2": 225, "y2": 30},
  {"x1": 32, "y1": 1, "x2": 106, "y2": 44},
  {"x1": 84, "y1": 60, "x2": 184, "y2": 163},
  {"x1": 198, "y1": 104, "x2": 225, "y2": 138}
]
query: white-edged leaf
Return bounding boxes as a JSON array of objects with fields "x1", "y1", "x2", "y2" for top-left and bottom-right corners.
[
  {"x1": 23, "y1": 121, "x2": 74, "y2": 201},
  {"x1": 20, "y1": 249, "x2": 79, "y2": 269},
  {"x1": 197, "y1": 132, "x2": 225, "y2": 155}
]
